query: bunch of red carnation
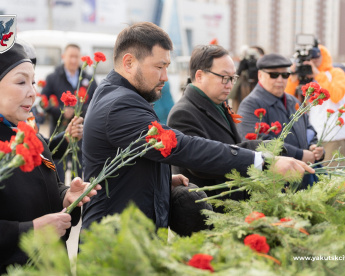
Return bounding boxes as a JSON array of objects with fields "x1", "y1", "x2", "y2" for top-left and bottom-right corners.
[
  {"x1": 0, "y1": 122, "x2": 44, "y2": 178},
  {"x1": 302, "y1": 82, "x2": 330, "y2": 105},
  {"x1": 245, "y1": 108, "x2": 282, "y2": 140},
  {"x1": 146, "y1": 121, "x2": 177, "y2": 157},
  {"x1": 11, "y1": 122, "x2": 43, "y2": 172},
  {"x1": 49, "y1": 52, "x2": 107, "y2": 179}
]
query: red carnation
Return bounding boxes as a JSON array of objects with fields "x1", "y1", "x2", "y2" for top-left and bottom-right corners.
[
  {"x1": 81, "y1": 56, "x2": 93, "y2": 67},
  {"x1": 75, "y1": 87, "x2": 89, "y2": 102},
  {"x1": 146, "y1": 121, "x2": 165, "y2": 141},
  {"x1": 16, "y1": 122, "x2": 43, "y2": 167},
  {"x1": 244, "y1": 234, "x2": 270, "y2": 253},
  {"x1": 40, "y1": 95, "x2": 49, "y2": 109},
  {"x1": 49, "y1": 95, "x2": 59, "y2": 107},
  {"x1": 61, "y1": 91, "x2": 77, "y2": 107},
  {"x1": 311, "y1": 88, "x2": 329, "y2": 105},
  {"x1": 337, "y1": 117, "x2": 345, "y2": 126},
  {"x1": 319, "y1": 88, "x2": 330, "y2": 102},
  {"x1": 37, "y1": 80, "x2": 46, "y2": 88},
  {"x1": 269, "y1": 121, "x2": 282, "y2": 135},
  {"x1": 255, "y1": 122, "x2": 270, "y2": 134},
  {"x1": 245, "y1": 211, "x2": 265, "y2": 223},
  {"x1": 327, "y1": 109, "x2": 335, "y2": 114},
  {"x1": 338, "y1": 108, "x2": 345, "y2": 114},
  {"x1": 157, "y1": 129, "x2": 178, "y2": 157},
  {"x1": 146, "y1": 121, "x2": 177, "y2": 157},
  {"x1": 254, "y1": 108, "x2": 266, "y2": 118},
  {"x1": 245, "y1": 133, "x2": 257, "y2": 140},
  {"x1": 94, "y1": 52, "x2": 106, "y2": 63},
  {"x1": 15, "y1": 144, "x2": 35, "y2": 172},
  {"x1": 301, "y1": 82, "x2": 321, "y2": 97},
  {"x1": 187, "y1": 254, "x2": 214, "y2": 272},
  {"x1": 0, "y1": 140, "x2": 11, "y2": 158},
  {"x1": 280, "y1": 217, "x2": 292, "y2": 222}
]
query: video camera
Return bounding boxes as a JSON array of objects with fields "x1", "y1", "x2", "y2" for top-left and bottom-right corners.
[{"x1": 293, "y1": 34, "x2": 320, "y2": 85}]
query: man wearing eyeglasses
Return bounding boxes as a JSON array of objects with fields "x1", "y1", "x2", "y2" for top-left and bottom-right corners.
[
  {"x1": 237, "y1": 53, "x2": 324, "y2": 189},
  {"x1": 168, "y1": 45, "x2": 269, "y2": 204}
]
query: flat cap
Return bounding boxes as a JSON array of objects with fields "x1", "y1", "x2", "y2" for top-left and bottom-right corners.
[{"x1": 256, "y1": 53, "x2": 292, "y2": 70}]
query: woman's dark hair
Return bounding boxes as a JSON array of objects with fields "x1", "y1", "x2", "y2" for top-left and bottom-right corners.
[
  {"x1": 189, "y1": 45, "x2": 229, "y2": 82},
  {"x1": 114, "y1": 22, "x2": 173, "y2": 66}
]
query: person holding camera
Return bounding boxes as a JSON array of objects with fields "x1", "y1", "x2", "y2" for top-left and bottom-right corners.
[{"x1": 286, "y1": 44, "x2": 345, "y2": 164}]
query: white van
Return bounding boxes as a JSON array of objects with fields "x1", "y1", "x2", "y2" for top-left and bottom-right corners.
[{"x1": 17, "y1": 30, "x2": 116, "y2": 83}]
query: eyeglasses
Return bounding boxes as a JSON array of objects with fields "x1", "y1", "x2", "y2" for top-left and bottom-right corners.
[
  {"x1": 204, "y1": 70, "x2": 239, "y2": 85},
  {"x1": 261, "y1": 70, "x2": 290, "y2": 79}
]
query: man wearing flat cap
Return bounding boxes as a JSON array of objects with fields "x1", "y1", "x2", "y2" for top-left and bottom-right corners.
[{"x1": 237, "y1": 53, "x2": 324, "y2": 189}]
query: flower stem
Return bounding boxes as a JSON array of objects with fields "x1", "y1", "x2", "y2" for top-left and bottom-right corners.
[
  {"x1": 51, "y1": 132, "x2": 67, "y2": 155},
  {"x1": 74, "y1": 68, "x2": 84, "y2": 117},
  {"x1": 195, "y1": 187, "x2": 247, "y2": 203},
  {"x1": 65, "y1": 137, "x2": 154, "y2": 214},
  {"x1": 48, "y1": 108, "x2": 65, "y2": 147},
  {"x1": 310, "y1": 156, "x2": 345, "y2": 168}
]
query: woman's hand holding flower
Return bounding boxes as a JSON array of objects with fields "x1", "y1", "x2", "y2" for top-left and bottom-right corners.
[{"x1": 33, "y1": 210, "x2": 71, "y2": 237}]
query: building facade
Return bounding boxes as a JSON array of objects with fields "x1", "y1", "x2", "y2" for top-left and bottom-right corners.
[{"x1": 1, "y1": 0, "x2": 344, "y2": 60}]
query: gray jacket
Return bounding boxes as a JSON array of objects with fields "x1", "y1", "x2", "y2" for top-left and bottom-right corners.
[{"x1": 238, "y1": 84, "x2": 318, "y2": 160}]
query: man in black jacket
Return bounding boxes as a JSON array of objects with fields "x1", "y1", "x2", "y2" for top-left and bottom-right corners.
[
  {"x1": 82, "y1": 22, "x2": 315, "y2": 231},
  {"x1": 42, "y1": 44, "x2": 97, "y2": 134},
  {"x1": 167, "y1": 45, "x2": 259, "y2": 201},
  {"x1": 42, "y1": 44, "x2": 97, "y2": 181}
]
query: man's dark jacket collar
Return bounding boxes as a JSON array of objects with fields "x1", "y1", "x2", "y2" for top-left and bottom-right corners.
[
  {"x1": 106, "y1": 70, "x2": 137, "y2": 91},
  {"x1": 184, "y1": 84, "x2": 241, "y2": 143}
]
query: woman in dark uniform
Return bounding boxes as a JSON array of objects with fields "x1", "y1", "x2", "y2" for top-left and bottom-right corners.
[{"x1": 0, "y1": 43, "x2": 101, "y2": 273}]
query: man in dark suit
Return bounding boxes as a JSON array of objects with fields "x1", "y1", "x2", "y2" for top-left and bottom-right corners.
[
  {"x1": 237, "y1": 53, "x2": 324, "y2": 189},
  {"x1": 167, "y1": 45, "x2": 261, "y2": 200},
  {"x1": 42, "y1": 44, "x2": 97, "y2": 182},
  {"x1": 82, "y1": 23, "x2": 315, "y2": 231}
]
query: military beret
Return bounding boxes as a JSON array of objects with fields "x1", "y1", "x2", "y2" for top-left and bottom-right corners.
[
  {"x1": 0, "y1": 43, "x2": 32, "y2": 81},
  {"x1": 17, "y1": 39, "x2": 37, "y2": 65},
  {"x1": 256, "y1": 53, "x2": 292, "y2": 69}
]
